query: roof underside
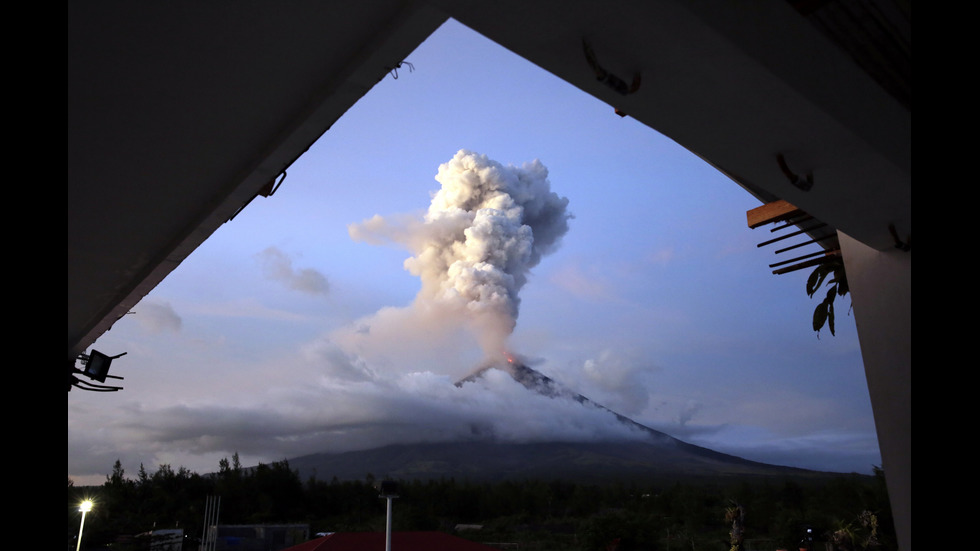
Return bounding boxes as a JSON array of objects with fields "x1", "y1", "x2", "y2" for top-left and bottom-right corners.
[{"x1": 68, "y1": 0, "x2": 910, "y2": 357}]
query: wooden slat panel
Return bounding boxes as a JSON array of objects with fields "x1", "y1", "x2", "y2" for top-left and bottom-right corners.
[{"x1": 746, "y1": 199, "x2": 803, "y2": 228}]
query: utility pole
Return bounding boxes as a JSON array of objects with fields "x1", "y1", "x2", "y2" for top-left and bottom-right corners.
[{"x1": 378, "y1": 481, "x2": 399, "y2": 551}]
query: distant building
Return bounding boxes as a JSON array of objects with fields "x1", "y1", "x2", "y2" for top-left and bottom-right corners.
[
  {"x1": 282, "y1": 531, "x2": 500, "y2": 551},
  {"x1": 206, "y1": 524, "x2": 309, "y2": 551},
  {"x1": 139, "y1": 529, "x2": 183, "y2": 551}
]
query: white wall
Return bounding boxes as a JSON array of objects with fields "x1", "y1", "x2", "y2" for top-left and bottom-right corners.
[{"x1": 839, "y1": 231, "x2": 911, "y2": 550}]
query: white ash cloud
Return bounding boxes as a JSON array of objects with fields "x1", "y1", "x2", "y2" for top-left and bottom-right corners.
[
  {"x1": 581, "y1": 349, "x2": 656, "y2": 415},
  {"x1": 348, "y1": 150, "x2": 571, "y2": 365}
]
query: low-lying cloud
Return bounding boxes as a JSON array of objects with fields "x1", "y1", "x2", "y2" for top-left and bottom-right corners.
[
  {"x1": 134, "y1": 299, "x2": 182, "y2": 333},
  {"x1": 256, "y1": 246, "x2": 329, "y2": 295},
  {"x1": 68, "y1": 358, "x2": 650, "y2": 480}
]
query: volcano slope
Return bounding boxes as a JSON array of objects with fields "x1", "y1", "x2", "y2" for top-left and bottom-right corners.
[{"x1": 288, "y1": 362, "x2": 829, "y2": 483}]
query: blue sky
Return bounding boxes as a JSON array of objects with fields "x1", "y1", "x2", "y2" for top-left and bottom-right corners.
[{"x1": 68, "y1": 19, "x2": 879, "y2": 484}]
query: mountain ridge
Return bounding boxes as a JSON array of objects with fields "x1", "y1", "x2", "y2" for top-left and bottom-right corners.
[
  {"x1": 286, "y1": 362, "x2": 834, "y2": 483},
  {"x1": 287, "y1": 439, "x2": 828, "y2": 484}
]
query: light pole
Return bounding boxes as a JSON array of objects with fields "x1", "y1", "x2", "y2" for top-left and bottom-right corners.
[
  {"x1": 378, "y1": 481, "x2": 399, "y2": 551},
  {"x1": 76, "y1": 500, "x2": 93, "y2": 551}
]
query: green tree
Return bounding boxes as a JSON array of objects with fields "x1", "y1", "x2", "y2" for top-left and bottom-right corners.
[{"x1": 726, "y1": 502, "x2": 746, "y2": 551}]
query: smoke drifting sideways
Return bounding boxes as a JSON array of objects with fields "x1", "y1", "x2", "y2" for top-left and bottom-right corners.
[{"x1": 348, "y1": 150, "x2": 571, "y2": 371}]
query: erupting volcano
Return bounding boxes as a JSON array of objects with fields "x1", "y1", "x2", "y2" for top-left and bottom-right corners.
[
  {"x1": 455, "y1": 354, "x2": 675, "y2": 445},
  {"x1": 290, "y1": 352, "x2": 813, "y2": 482},
  {"x1": 289, "y1": 150, "x2": 825, "y2": 481}
]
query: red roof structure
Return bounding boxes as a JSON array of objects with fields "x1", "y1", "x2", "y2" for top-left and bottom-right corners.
[{"x1": 283, "y1": 531, "x2": 500, "y2": 551}]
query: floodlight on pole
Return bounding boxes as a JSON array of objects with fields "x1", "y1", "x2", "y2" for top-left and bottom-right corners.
[
  {"x1": 76, "y1": 500, "x2": 93, "y2": 551},
  {"x1": 69, "y1": 350, "x2": 127, "y2": 392}
]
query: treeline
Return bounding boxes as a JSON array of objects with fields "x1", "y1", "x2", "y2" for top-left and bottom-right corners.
[{"x1": 68, "y1": 456, "x2": 896, "y2": 551}]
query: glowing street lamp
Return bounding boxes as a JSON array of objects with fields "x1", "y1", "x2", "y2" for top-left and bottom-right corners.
[{"x1": 76, "y1": 500, "x2": 93, "y2": 551}]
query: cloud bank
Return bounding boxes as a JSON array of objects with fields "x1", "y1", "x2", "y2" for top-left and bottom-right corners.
[{"x1": 68, "y1": 351, "x2": 651, "y2": 480}]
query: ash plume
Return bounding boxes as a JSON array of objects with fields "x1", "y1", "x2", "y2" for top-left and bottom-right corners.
[{"x1": 349, "y1": 150, "x2": 571, "y2": 364}]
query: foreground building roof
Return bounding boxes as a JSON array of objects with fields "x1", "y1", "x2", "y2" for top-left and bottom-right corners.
[{"x1": 284, "y1": 531, "x2": 499, "y2": 551}]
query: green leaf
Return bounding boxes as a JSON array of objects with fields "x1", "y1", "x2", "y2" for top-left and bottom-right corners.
[
  {"x1": 836, "y1": 269, "x2": 849, "y2": 296},
  {"x1": 824, "y1": 284, "x2": 837, "y2": 303},
  {"x1": 828, "y1": 309, "x2": 835, "y2": 335},
  {"x1": 813, "y1": 301, "x2": 828, "y2": 332},
  {"x1": 807, "y1": 258, "x2": 848, "y2": 336},
  {"x1": 806, "y1": 264, "x2": 832, "y2": 297},
  {"x1": 826, "y1": 293, "x2": 836, "y2": 336}
]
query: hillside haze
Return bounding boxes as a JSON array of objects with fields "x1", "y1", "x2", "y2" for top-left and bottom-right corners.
[{"x1": 287, "y1": 362, "x2": 822, "y2": 483}]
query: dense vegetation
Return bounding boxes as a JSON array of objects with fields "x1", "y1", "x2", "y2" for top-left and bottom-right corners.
[{"x1": 68, "y1": 456, "x2": 895, "y2": 551}]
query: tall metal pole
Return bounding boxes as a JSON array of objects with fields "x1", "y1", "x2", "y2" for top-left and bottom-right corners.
[
  {"x1": 385, "y1": 496, "x2": 393, "y2": 551},
  {"x1": 378, "y1": 481, "x2": 399, "y2": 551},
  {"x1": 200, "y1": 496, "x2": 210, "y2": 551},
  {"x1": 76, "y1": 500, "x2": 93, "y2": 551},
  {"x1": 201, "y1": 495, "x2": 221, "y2": 551}
]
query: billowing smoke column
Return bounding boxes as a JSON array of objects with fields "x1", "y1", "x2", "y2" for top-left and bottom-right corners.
[{"x1": 354, "y1": 150, "x2": 571, "y2": 362}]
